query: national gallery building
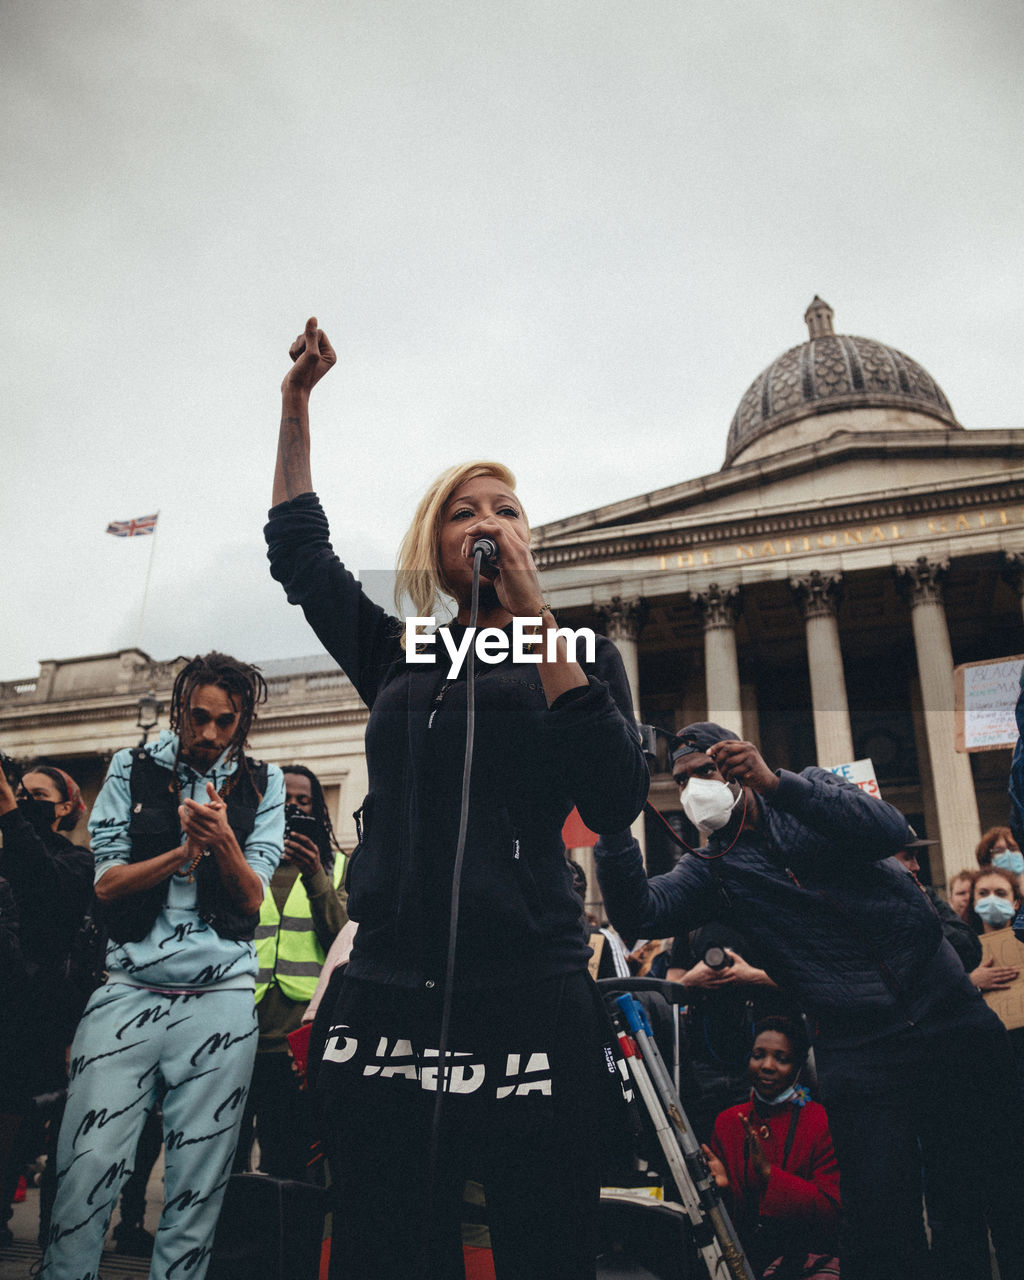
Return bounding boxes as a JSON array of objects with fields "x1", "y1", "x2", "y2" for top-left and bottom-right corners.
[
  {"x1": 3, "y1": 299, "x2": 1022, "y2": 895},
  {"x1": 532, "y1": 298, "x2": 1024, "y2": 888}
]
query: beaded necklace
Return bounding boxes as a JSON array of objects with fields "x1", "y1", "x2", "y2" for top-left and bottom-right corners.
[{"x1": 170, "y1": 753, "x2": 241, "y2": 882}]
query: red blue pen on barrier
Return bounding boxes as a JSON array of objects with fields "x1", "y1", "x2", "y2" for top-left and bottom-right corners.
[{"x1": 616, "y1": 992, "x2": 653, "y2": 1039}]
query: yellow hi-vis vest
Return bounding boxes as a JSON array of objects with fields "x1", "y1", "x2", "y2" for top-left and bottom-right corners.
[{"x1": 254, "y1": 856, "x2": 346, "y2": 1004}]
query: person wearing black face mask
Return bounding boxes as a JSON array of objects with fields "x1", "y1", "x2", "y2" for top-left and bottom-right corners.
[{"x1": 0, "y1": 760, "x2": 92, "y2": 1249}]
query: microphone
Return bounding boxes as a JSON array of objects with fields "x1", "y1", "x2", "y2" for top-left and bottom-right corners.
[{"x1": 472, "y1": 536, "x2": 499, "y2": 566}]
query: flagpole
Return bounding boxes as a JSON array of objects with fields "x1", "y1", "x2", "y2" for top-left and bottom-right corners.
[{"x1": 136, "y1": 511, "x2": 160, "y2": 651}]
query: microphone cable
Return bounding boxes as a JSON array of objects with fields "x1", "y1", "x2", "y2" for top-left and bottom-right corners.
[
  {"x1": 645, "y1": 794, "x2": 748, "y2": 861},
  {"x1": 425, "y1": 543, "x2": 486, "y2": 1256}
]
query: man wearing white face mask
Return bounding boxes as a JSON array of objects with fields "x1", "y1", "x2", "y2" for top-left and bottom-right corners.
[
  {"x1": 596, "y1": 721, "x2": 1024, "y2": 1280},
  {"x1": 678, "y1": 772, "x2": 743, "y2": 835}
]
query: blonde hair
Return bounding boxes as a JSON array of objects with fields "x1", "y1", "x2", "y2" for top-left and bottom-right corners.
[{"x1": 394, "y1": 461, "x2": 525, "y2": 623}]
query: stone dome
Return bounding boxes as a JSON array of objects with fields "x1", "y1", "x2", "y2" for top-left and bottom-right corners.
[{"x1": 723, "y1": 298, "x2": 961, "y2": 468}]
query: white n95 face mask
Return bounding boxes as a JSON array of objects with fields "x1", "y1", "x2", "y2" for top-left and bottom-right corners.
[{"x1": 680, "y1": 777, "x2": 741, "y2": 834}]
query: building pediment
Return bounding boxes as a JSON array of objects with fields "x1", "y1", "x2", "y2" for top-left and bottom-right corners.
[{"x1": 533, "y1": 428, "x2": 1024, "y2": 567}]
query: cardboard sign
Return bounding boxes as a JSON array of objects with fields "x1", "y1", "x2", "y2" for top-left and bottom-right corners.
[
  {"x1": 827, "y1": 758, "x2": 880, "y2": 798},
  {"x1": 955, "y1": 655, "x2": 1024, "y2": 752},
  {"x1": 979, "y1": 929, "x2": 1024, "y2": 1031}
]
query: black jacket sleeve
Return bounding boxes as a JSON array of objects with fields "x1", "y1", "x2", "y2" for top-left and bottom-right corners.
[
  {"x1": 265, "y1": 492, "x2": 405, "y2": 708},
  {"x1": 0, "y1": 876, "x2": 24, "y2": 996},
  {"x1": 769, "y1": 768, "x2": 911, "y2": 863},
  {"x1": 0, "y1": 809, "x2": 93, "y2": 962},
  {"x1": 545, "y1": 635, "x2": 648, "y2": 833},
  {"x1": 595, "y1": 831, "x2": 719, "y2": 941}
]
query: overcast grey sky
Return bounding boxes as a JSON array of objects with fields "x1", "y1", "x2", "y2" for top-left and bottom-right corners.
[{"x1": 2, "y1": 0, "x2": 1021, "y2": 682}]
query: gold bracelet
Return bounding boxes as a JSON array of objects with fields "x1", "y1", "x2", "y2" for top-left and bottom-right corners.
[{"x1": 537, "y1": 602, "x2": 553, "y2": 616}]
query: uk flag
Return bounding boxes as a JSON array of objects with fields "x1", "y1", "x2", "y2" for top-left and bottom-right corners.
[{"x1": 105, "y1": 513, "x2": 159, "y2": 537}]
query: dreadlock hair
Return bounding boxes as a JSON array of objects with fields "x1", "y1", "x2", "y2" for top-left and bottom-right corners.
[
  {"x1": 282, "y1": 765, "x2": 343, "y2": 875},
  {"x1": 169, "y1": 652, "x2": 269, "y2": 794}
]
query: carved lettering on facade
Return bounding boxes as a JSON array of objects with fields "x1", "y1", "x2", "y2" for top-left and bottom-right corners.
[
  {"x1": 651, "y1": 505, "x2": 1012, "y2": 573},
  {"x1": 658, "y1": 550, "x2": 716, "y2": 570}
]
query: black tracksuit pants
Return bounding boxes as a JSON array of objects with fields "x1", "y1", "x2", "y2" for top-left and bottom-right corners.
[{"x1": 316, "y1": 970, "x2": 612, "y2": 1280}]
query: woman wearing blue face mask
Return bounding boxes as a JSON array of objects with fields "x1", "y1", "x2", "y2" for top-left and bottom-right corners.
[
  {"x1": 975, "y1": 827, "x2": 1024, "y2": 876},
  {"x1": 968, "y1": 867, "x2": 1022, "y2": 995},
  {"x1": 968, "y1": 867, "x2": 1024, "y2": 1102},
  {"x1": 971, "y1": 867, "x2": 1022, "y2": 933}
]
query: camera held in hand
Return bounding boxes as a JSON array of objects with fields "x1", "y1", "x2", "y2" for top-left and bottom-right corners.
[
  {"x1": 0, "y1": 750, "x2": 23, "y2": 790},
  {"x1": 284, "y1": 803, "x2": 319, "y2": 843},
  {"x1": 701, "y1": 944, "x2": 733, "y2": 972}
]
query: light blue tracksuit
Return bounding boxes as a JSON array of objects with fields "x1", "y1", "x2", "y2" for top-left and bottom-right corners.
[{"x1": 41, "y1": 732, "x2": 283, "y2": 1280}]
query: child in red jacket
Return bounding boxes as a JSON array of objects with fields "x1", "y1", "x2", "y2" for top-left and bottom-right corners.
[{"x1": 702, "y1": 1016, "x2": 840, "y2": 1279}]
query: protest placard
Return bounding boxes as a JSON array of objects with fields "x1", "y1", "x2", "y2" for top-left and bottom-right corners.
[
  {"x1": 827, "y1": 758, "x2": 880, "y2": 797},
  {"x1": 955, "y1": 655, "x2": 1024, "y2": 752},
  {"x1": 980, "y1": 929, "x2": 1024, "y2": 1031}
]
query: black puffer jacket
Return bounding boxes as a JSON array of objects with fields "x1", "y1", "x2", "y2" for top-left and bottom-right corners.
[
  {"x1": 596, "y1": 768, "x2": 989, "y2": 1049},
  {"x1": 0, "y1": 877, "x2": 23, "y2": 1002},
  {"x1": 266, "y1": 493, "x2": 649, "y2": 990},
  {"x1": 0, "y1": 810, "x2": 93, "y2": 967},
  {"x1": 0, "y1": 808, "x2": 94, "y2": 1091}
]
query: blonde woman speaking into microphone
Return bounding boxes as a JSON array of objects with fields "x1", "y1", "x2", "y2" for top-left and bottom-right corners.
[{"x1": 265, "y1": 317, "x2": 648, "y2": 1280}]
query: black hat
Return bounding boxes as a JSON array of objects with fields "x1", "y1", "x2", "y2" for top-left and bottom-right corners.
[
  {"x1": 670, "y1": 722, "x2": 741, "y2": 763},
  {"x1": 904, "y1": 827, "x2": 938, "y2": 850}
]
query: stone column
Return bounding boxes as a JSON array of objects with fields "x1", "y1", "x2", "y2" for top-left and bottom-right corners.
[
  {"x1": 690, "y1": 584, "x2": 743, "y2": 731},
  {"x1": 595, "y1": 596, "x2": 648, "y2": 855},
  {"x1": 896, "y1": 557, "x2": 982, "y2": 879},
  {"x1": 790, "y1": 570, "x2": 854, "y2": 768},
  {"x1": 909, "y1": 679, "x2": 943, "y2": 880},
  {"x1": 1001, "y1": 551, "x2": 1024, "y2": 629},
  {"x1": 595, "y1": 596, "x2": 647, "y2": 720}
]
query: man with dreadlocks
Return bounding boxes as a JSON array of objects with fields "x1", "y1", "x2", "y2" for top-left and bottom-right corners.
[
  {"x1": 235, "y1": 763, "x2": 347, "y2": 1182},
  {"x1": 41, "y1": 652, "x2": 284, "y2": 1280}
]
